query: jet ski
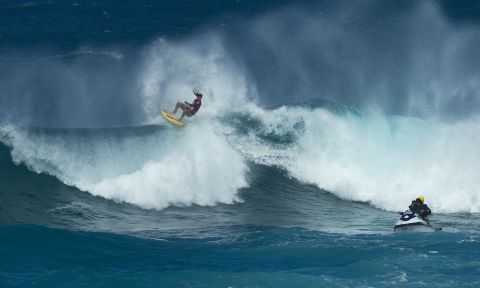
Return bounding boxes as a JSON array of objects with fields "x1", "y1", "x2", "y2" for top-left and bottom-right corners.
[{"x1": 394, "y1": 210, "x2": 441, "y2": 232}]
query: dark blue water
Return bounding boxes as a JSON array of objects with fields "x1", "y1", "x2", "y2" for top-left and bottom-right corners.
[
  {"x1": 0, "y1": 0, "x2": 320, "y2": 48},
  {"x1": 2, "y1": 225, "x2": 480, "y2": 287},
  {"x1": 1, "y1": 0, "x2": 480, "y2": 287}
]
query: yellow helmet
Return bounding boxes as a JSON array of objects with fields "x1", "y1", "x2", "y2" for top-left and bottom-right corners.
[{"x1": 417, "y1": 196, "x2": 425, "y2": 203}]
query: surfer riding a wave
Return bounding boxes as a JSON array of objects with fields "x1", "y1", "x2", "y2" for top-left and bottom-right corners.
[{"x1": 170, "y1": 88, "x2": 203, "y2": 121}]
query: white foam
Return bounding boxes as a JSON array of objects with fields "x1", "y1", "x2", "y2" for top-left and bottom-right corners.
[
  {"x1": 80, "y1": 122, "x2": 248, "y2": 210},
  {"x1": 0, "y1": 121, "x2": 249, "y2": 210},
  {"x1": 226, "y1": 106, "x2": 480, "y2": 213}
]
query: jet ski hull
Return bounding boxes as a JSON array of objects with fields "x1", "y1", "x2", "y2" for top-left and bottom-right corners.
[
  {"x1": 394, "y1": 221, "x2": 435, "y2": 232},
  {"x1": 394, "y1": 211, "x2": 439, "y2": 232}
]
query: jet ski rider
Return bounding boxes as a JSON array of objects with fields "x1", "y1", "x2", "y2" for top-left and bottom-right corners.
[{"x1": 409, "y1": 196, "x2": 432, "y2": 224}]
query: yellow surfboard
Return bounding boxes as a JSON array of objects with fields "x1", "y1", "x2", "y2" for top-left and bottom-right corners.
[{"x1": 161, "y1": 111, "x2": 185, "y2": 127}]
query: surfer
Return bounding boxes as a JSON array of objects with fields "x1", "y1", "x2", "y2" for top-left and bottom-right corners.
[
  {"x1": 408, "y1": 196, "x2": 432, "y2": 224},
  {"x1": 170, "y1": 88, "x2": 203, "y2": 120}
]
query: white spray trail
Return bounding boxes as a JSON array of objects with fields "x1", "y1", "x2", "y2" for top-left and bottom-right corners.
[{"x1": 139, "y1": 34, "x2": 256, "y2": 123}]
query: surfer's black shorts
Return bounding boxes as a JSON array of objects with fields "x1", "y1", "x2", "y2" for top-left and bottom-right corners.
[{"x1": 186, "y1": 108, "x2": 200, "y2": 117}]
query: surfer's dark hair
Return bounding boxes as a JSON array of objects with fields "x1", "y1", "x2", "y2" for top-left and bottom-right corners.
[{"x1": 193, "y1": 88, "x2": 203, "y2": 97}]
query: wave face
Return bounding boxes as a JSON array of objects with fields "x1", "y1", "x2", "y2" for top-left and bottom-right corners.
[{"x1": 2, "y1": 105, "x2": 480, "y2": 213}]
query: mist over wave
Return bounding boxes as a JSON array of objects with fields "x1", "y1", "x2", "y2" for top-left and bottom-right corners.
[
  {"x1": 139, "y1": 35, "x2": 257, "y2": 122},
  {"x1": 1, "y1": 0, "x2": 479, "y2": 126},
  {"x1": 225, "y1": 0, "x2": 480, "y2": 119},
  {"x1": 0, "y1": 47, "x2": 143, "y2": 128}
]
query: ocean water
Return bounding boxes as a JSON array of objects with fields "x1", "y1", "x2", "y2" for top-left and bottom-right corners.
[{"x1": 1, "y1": 0, "x2": 480, "y2": 287}]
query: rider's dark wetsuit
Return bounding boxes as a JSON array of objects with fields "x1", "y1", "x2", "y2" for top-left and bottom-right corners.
[
  {"x1": 409, "y1": 198, "x2": 432, "y2": 220},
  {"x1": 185, "y1": 98, "x2": 202, "y2": 117}
]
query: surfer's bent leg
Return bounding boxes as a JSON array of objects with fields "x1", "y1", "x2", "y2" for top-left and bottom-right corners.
[
  {"x1": 179, "y1": 111, "x2": 186, "y2": 120},
  {"x1": 178, "y1": 109, "x2": 190, "y2": 121},
  {"x1": 173, "y1": 102, "x2": 187, "y2": 114}
]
